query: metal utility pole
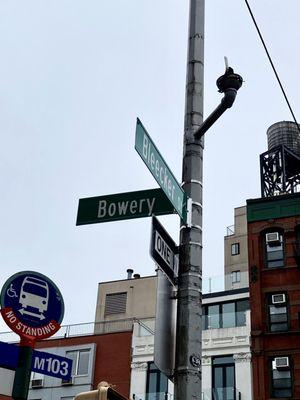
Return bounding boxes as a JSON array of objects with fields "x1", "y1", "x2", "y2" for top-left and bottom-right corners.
[
  {"x1": 175, "y1": 1, "x2": 205, "y2": 399},
  {"x1": 175, "y1": 3, "x2": 243, "y2": 399}
]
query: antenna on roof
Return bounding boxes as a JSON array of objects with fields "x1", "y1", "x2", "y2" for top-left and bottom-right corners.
[{"x1": 224, "y1": 56, "x2": 229, "y2": 70}]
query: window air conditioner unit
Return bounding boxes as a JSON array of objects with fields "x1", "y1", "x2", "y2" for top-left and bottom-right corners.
[
  {"x1": 61, "y1": 377, "x2": 74, "y2": 386},
  {"x1": 274, "y1": 356, "x2": 289, "y2": 370},
  {"x1": 31, "y1": 379, "x2": 44, "y2": 388},
  {"x1": 266, "y1": 232, "x2": 280, "y2": 246},
  {"x1": 272, "y1": 293, "x2": 286, "y2": 305}
]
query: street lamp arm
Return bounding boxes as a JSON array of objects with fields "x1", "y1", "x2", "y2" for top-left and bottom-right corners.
[{"x1": 194, "y1": 67, "x2": 243, "y2": 139}]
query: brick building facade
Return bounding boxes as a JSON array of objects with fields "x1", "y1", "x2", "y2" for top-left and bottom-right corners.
[{"x1": 247, "y1": 193, "x2": 300, "y2": 399}]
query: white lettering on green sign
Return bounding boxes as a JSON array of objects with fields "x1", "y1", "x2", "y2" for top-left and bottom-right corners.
[
  {"x1": 141, "y1": 132, "x2": 183, "y2": 214},
  {"x1": 97, "y1": 197, "x2": 156, "y2": 219}
]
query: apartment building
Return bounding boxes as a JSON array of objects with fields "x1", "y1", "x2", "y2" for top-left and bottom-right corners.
[
  {"x1": 247, "y1": 121, "x2": 300, "y2": 399},
  {"x1": 95, "y1": 271, "x2": 251, "y2": 400},
  {"x1": 248, "y1": 194, "x2": 300, "y2": 399},
  {"x1": 224, "y1": 206, "x2": 249, "y2": 290}
]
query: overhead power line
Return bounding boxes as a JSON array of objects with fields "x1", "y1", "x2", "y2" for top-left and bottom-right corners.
[{"x1": 244, "y1": 0, "x2": 300, "y2": 133}]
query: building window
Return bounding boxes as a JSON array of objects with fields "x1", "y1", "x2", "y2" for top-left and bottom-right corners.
[
  {"x1": 236, "y1": 299, "x2": 249, "y2": 326},
  {"x1": 231, "y1": 243, "x2": 240, "y2": 256},
  {"x1": 30, "y1": 372, "x2": 44, "y2": 389},
  {"x1": 231, "y1": 270, "x2": 241, "y2": 283},
  {"x1": 104, "y1": 292, "x2": 127, "y2": 316},
  {"x1": 66, "y1": 349, "x2": 90, "y2": 377},
  {"x1": 265, "y1": 231, "x2": 284, "y2": 268},
  {"x1": 271, "y1": 357, "x2": 292, "y2": 398},
  {"x1": 268, "y1": 293, "x2": 288, "y2": 332},
  {"x1": 222, "y1": 302, "x2": 236, "y2": 328},
  {"x1": 212, "y1": 355, "x2": 235, "y2": 400},
  {"x1": 146, "y1": 362, "x2": 168, "y2": 399},
  {"x1": 204, "y1": 299, "x2": 249, "y2": 329}
]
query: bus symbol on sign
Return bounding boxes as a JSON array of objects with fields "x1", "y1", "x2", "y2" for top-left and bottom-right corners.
[{"x1": 19, "y1": 276, "x2": 49, "y2": 319}]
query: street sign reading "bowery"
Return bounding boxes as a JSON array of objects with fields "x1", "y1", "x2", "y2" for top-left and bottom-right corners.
[
  {"x1": 76, "y1": 188, "x2": 175, "y2": 225},
  {"x1": 135, "y1": 118, "x2": 187, "y2": 223}
]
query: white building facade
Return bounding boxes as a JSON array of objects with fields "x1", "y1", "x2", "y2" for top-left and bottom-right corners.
[{"x1": 130, "y1": 288, "x2": 251, "y2": 400}]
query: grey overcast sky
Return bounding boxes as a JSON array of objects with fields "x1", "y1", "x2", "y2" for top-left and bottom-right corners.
[{"x1": 0, "y1": 1, "x2": 299, "y2": 330}]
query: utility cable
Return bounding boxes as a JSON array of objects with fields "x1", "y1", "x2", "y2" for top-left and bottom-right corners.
[{"x1": 244, "y1": 0, "x2": 300, "y2": 133}]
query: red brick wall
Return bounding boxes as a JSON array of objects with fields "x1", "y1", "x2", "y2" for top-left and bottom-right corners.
[{"x1": 248, "y1": 215, "x2": 300, "y2": 399}]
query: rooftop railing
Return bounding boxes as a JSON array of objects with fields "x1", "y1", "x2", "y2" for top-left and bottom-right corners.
[
  {"x1": 0, "y1": 318, "x2": 135, "y2": 343},
  {"x1": 133, "y1": 389, "x2": 242, "y2": 400},
  {"x1": 203, "y1": 271, "x2": 249, "y2": 293},
  {"x1": 133, "y1": 393, "x2": 173, "y2": 400},
  {"x1": 226, "y1": 225, "x2": 235, "y2": 236},
  {"x1": 202, "y1": 387, "x2": 241, "y2": 399}
]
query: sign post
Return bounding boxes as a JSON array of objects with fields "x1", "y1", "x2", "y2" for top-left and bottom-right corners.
[
  {"x1": 13, "y1": 345, "x2": 33, "y2": 400},
  {"x1": 0, "y1": 271, "x2": 65, "y2": 400}
]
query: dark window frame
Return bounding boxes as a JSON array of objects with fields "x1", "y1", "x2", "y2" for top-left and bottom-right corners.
[
  {"x1": 231, "y1": 270, "x2": 241, "y2": 283},
  {"x1": 203, "y1": 299, "x2": 249, "y2": 329},
  {"x1": 263, "y1": 229, "x2": 285, "y2": 269},
  {"x1": 270, "y1": 356, "x2": 293, "y2": 398},
  {"x1": 267, "y1": 293, "x2": 289, "y2": 333},
  {"x1": 212, "y1": 355, "x2": 236, "y2": 400},
  {"x1": 146, "y1": 362, "x2": 168, "y2": 399},
  {"x1": 231, "y1": 243, "x2": 240, "y2": 256}
]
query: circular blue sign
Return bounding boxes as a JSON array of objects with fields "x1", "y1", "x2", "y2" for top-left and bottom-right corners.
[{"x1": 0, "y1": 271, "x2": 64, "y2": 340}]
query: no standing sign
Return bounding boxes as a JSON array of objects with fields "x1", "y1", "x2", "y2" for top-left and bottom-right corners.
[{"x1": 0, "y1": 271, "x2": 64, "y2": 340}]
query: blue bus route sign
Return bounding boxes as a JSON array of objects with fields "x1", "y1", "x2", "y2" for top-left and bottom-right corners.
[
  {"x1": 0, "y1": 341, "x2": 72, "y2": 380},
  {"x1": 32, "y1": 349, "x2": 72, "y2": 380}
]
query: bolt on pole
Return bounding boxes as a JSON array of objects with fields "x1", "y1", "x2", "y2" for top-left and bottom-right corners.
[{"x1": 174, "y1": 1, "x2": 205, "y2": 400}]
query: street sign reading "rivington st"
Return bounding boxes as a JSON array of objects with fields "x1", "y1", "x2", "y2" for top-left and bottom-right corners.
[
  {"x1": 76, "y1": 188, "x2": 175, "y2": 225},
  {"x1": 135, "y1": 118, "x2": 187, "y2": 223}
]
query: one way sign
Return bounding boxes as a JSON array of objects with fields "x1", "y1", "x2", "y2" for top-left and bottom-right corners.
[{"x1": 150, "y1": 216, "x2": 178, "y2": 284}]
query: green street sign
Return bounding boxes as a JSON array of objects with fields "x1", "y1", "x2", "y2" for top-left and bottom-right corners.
[
  {"x1": 135, "y1": 118, "x2": 187, "y2": 222},
  {"x1": 76, "y1": 188, "x2": 176, "y2": 225}
]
